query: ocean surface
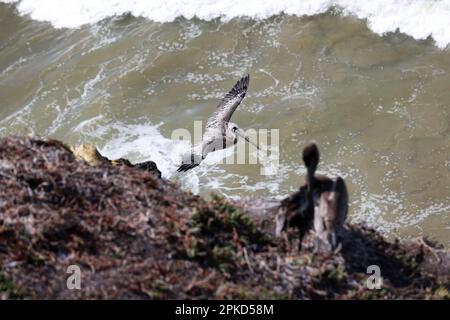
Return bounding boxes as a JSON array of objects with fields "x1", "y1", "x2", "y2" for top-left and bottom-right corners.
[{"x1": 0, "y1": 0, "x2": 449, "y2": 246}]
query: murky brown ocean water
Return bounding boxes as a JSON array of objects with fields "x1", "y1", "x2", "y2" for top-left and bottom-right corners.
[{"x1": 0, "y1": 2, "x2": 449, "y2": 246}]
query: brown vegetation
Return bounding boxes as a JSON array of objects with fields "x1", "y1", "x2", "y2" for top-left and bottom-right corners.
[{"x1": 0, "y1": 136, "x2": 448, "y2": 299}]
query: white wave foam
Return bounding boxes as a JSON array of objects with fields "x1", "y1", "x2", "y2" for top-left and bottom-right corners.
[
  {"x1": 76, "y1": 120, "x2": 232, "y2": 195},
  {"x1": 96, "y1": 124, "x2": 186, "y2": 177},
  {"x1": 2, "y1": 0, "x2": 450, "y2": 48}
]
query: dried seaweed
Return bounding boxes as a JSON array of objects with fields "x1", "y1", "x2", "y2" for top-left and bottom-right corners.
[{"x1": 0, "y1": 136, "x2": 448, "y2": 300}]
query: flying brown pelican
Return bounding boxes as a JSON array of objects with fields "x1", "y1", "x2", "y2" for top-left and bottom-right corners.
[
  {"x1": 177, "y1": 74, "x2": 258, "y2": 172},
  {"x1": 276, "y1": 141, "x2": 348, "y2": 252}
]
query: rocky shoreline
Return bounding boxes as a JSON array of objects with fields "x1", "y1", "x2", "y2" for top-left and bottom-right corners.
[{"x1": 0, "y1": 136, "x2": 448, "y2": 299}]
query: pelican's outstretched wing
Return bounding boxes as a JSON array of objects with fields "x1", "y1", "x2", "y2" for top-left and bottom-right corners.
[{"x1": 206, "y1": 74, "x2": 250, "y2": 130}]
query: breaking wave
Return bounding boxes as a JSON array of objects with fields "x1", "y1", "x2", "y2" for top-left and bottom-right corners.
[{"x1": 2, "y1": 0, "x2": 450, "y2": 48}]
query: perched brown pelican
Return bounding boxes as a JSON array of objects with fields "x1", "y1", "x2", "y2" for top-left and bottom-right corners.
[
  {"x1": 276, "y1": 141, "x2": 348, "y2": 252},
  {"x1": 177, "y1": 75, "x2": 258, "y2": 172},
  {"x1": 303, "y1": 142, "x2": 348, "y2": 252}
]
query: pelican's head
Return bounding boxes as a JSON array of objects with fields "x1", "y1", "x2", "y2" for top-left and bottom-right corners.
[
  {"x1": 303, "y1": 141, "x2": 320, "y2": 173},
  {"x1": 228, "y1": 122, "x2": 260, "y2": 150},
  {"x1": 303, "y1": 141, "x2": 320, "y2": 190},
  {"x1": 228, "y1": 122, "x2": 240, "y2": 132}
]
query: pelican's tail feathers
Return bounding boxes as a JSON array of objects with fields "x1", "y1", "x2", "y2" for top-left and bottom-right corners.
[{"x1": 176, "y1": 163, "x2": 200, "y2": 172}]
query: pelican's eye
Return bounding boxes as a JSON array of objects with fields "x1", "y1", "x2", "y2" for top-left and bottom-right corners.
[{"x1": 232, "y1": 126, "x2": 238, "y2": 131}]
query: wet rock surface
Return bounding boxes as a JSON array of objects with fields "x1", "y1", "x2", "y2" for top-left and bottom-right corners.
[
  {"x1": 71, "y1": 143, "x2": 162, "y2": 178},
  {"x1": 0, "y1": 136, "x2": 448, "y2": 299}
]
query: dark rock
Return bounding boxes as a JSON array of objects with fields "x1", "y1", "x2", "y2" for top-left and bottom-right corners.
[
  {"x1": 134, "y1": 160, "x2": 162, "y2": 178},
  {"x1": 72, "y1": 143, "x2": 161, "y2": 178}
]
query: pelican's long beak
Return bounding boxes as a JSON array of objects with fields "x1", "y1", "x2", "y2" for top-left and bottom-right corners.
[{"x1": 235, "y1": 129, "x2": 260, "y2": 150}]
